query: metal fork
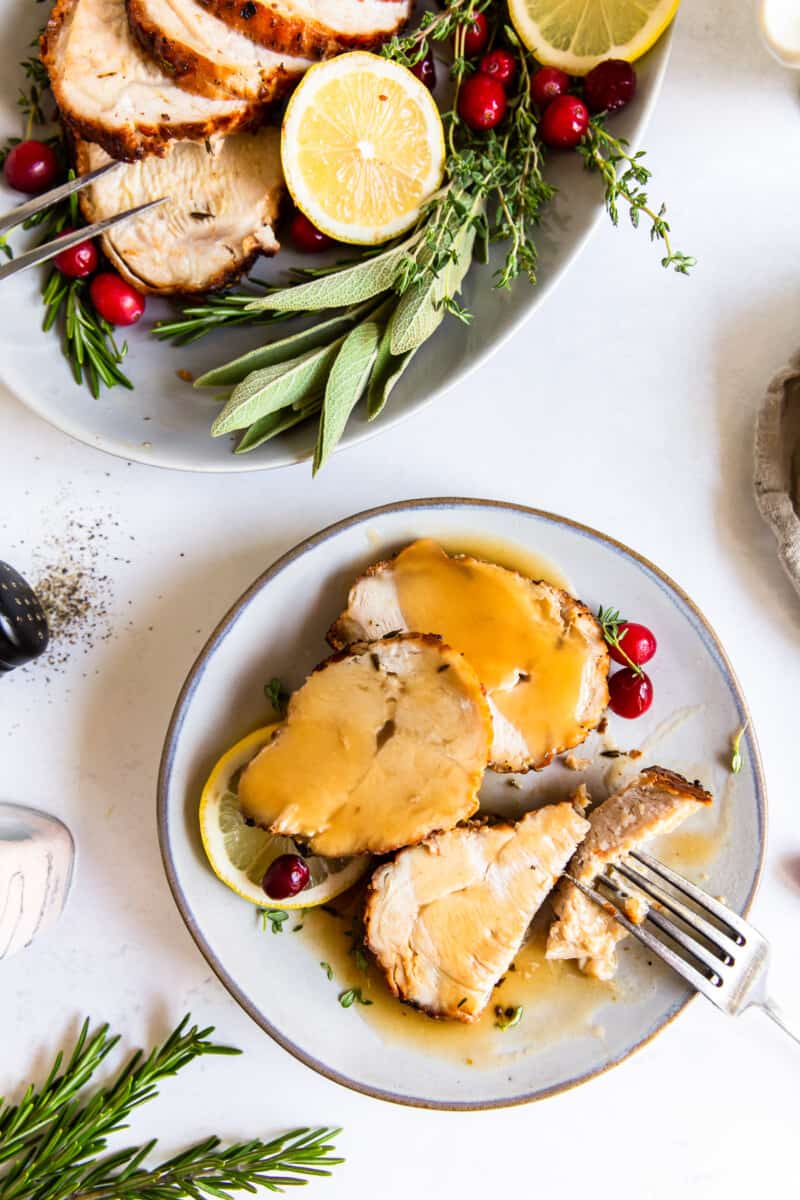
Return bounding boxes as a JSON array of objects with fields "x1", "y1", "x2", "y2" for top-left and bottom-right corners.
[
  {"x1": 0, "y1": 161, "x2": 166, "y2": 282},
  {"x1": 566, "y1": 849, "x2": 799, "y2": 1045}
]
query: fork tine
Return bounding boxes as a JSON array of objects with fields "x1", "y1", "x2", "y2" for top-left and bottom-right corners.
[
  {"x1": 0, "y1": 161, "x2": 123, "y2": 237},
  {"x1": 631, "y1": 849, "x2": 748, "y2": 944},
  {"x1": 612, "y1": 860, "x2": 738, "y2": 963},
  {"x1": 598, "y1": 874, "x2": 725, "y2": 984},
  {"x1": 564, "y1": 873, "x2": 723, "y2": 1000},
  {"x1": 0, "y1": 198, "x2": 167, "y2": 283}
]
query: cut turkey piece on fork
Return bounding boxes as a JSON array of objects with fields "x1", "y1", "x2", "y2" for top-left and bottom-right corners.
[
  {"x1": 0, "y1": 164, "x2": 166, "y2": 283},
  {"x1": 568, "y1": 850, "x2": 800, "y2": 1046}
]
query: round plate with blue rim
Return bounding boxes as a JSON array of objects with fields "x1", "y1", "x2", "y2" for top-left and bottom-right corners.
[{"x1": 158, "y1": 498, "x2": 765, "y2": 1108}]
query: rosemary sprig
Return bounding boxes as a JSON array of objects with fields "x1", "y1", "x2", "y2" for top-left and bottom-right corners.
[
  {"x1": 153, "y1": 294, "x2": 291, "y2": 346},
  {"x1": 597, "y1": 606, "x2": 643, "y2": 676},
  {"x1": 0, "y1": 1016, "x2": 340, "y2": 1200}
]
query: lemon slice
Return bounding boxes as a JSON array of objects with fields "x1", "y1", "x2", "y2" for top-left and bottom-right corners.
[
  {"x1": 281, "y1": 51, "x2": 445, "y2": 245},
  {"x1": 200, "y1": 725, "x2": 369, "y2": 908},
  {"x1": 508, "y1": 0, "x2": 680, "y2": 74}
]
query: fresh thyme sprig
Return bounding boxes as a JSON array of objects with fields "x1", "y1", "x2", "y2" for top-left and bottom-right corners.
[
  {"x1": 0, "y1": 1015, "x2": 341, "y2": 1200},
  {"x1": 580, "y1": 118, "x2": 696, "y2": 274},
  {"x1": 597, "y1": 606, "x2": 643, "y2": 677}
]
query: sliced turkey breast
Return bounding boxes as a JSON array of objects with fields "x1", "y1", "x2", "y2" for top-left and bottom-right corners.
[
  {"x1": 195, "y1": 0, "x2": 411, "y2": 59},
  {"x1": 238, "y1": 634, "x2": 492, "y2": 858},
  {"x1": 546, "y1": 767, "x2": 712, "y2": 980},
  {"x1": 41, "y1": 0, "x2": 265, "y2": 160},
  {"x1": 75, "y1": 131, "x2": 282, "y2": 294},
  {"x1": 365, "y1": 803, "x2": 590, "y2": 1022},
  {"x1": 328, "y1": 539, "x2": 610, "y2": 773},
  {"x1": 127, "y1": 0, "x2": 312, "y2": 101}
]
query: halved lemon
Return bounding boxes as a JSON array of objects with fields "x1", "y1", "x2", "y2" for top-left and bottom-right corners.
[
  {"x1": 508, "y1": 0, "x2": 680, "y2": 75},
  {"x1": 281, "y1": 51, "x2": 445, "y2": 245},
  {"x1": 199, "y1": 725, "x2": 369, "y2": 908}
]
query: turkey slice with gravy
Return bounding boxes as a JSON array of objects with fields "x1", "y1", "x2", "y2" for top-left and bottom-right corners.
[
  {"x1": 328, "y1": 539, "x2": 610, "y2": 773},
  {"x1": 365, "y1": 803, "x2": 590, "y2": 1022},
  {"x1": 238, "y1": 634, "x2": 492, "y2": 857},
  {"x1": 546, "y1": 767, "x2": 713, "y2": 980}
]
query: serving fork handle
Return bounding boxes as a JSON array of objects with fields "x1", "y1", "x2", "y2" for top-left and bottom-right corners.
[{"x1": 757, "y1": 994, "x2": 800, "y2": 1048}]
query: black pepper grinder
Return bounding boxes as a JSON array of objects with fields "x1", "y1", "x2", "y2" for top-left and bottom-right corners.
[{"x1": 0, "y1": 562, "x2": 49, "y2": 674}]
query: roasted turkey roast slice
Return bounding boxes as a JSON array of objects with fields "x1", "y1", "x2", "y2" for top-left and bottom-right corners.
[
  {"x1": 127, "y1": 0, "x2": 312, "y2": 101},
  {"x1": 194, "y1": 0, "x2": 411, "y2": 59},
  {"x1": 365, "y1": 803, "x2": 590, "y2": 1021},
  {"x1": 546, "y1": 767, "x2": 713, "y2": 980},
  {"x1": 75, "y1": 129, "x2": 283, "y2": 294},
  {"x1": 238, "y1": 634, "x2": 492, "y2": 858},
  {"x1": 42, "y1": 0, "x2": 266, "y2": 159},
  {"x1": 328, "y1": 539, "x2": 610, "y2": 773}
]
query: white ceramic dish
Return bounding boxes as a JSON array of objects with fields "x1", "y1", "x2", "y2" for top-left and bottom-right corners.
[
  {"x1": 158, "y1": 498, "x2": 765, "y2": 1108},
  {"x1": 0, "y1": 2, "x2": 672, "y2": 472}
]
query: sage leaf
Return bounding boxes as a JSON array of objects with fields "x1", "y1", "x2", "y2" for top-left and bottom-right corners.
[
  {"x1": 235, "y1": 402, "x2": 321, "y2": 453},
  {"x1": 313, "y1": 318, "x2": 382, "y2": 474},
  {"x1": 246, "y1": 242, "x2": 413, "y2": 313},
  {"x1": 389, "y1": 219, "x2": 477, "y2": 355},
  {"x1": 211, "y1": 338, "x2": 345, "y2": 436},
  {"x1": 367, "y1": 321, "x2": 417, "y2": 420},
  {"x1": 195, "y1": 304, "x2": 374, "y2": 388}
]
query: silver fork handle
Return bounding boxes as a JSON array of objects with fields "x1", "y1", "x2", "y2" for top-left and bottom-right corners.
[{"x1": 757, "y1": 995, "x2": 800, "y2": 1048}]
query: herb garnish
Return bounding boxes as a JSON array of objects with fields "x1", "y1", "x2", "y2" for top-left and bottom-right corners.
[
  {"x1": 157, "y1": 2, "x2": 690, "y2": 473},
  {"x1": 597, "y1": 607, "x2": 643, "y2": 677},
  {"x1": 264, "y1": 677, "x2": 289, "y2": 719},
  {"x1": 0, "y1": 1015, "x2": 341, "y2": 1199},
  {"x1": 261, "y1": 908, "x2": 289, "y2": 934},
  {"x1": 320, "y1": 961, "x2": 334, "y2": 981},
  {"x1": 338, "y1": 988, "x2": 373, "y2": 1009},
  {"x1": 730, "y1": 723, "x2": 748, "y2": 774},
  {"x1": 494, "y1": 1005, "x2": 523, "y2": 1031}
]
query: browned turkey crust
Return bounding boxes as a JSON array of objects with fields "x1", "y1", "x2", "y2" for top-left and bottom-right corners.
[
  {"x1": 195, "y1": 0, "x2": 409, "y2": 59},
  {"x1": 41, "y1": 0, "x2": 267, "y2": 160},
  {"x1": 126, "y1": 0, "x2": 310, "y2": 102},
  {"x1": 328, "y1": 548, "x2": 610, "y2": 773}
]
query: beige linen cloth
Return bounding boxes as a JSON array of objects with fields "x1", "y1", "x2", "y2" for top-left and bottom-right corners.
[{"x1": 754, "y1": 356, "x2": 800, "y2": 598}]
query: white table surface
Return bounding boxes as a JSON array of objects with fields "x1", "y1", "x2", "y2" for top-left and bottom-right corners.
[{"x1": 2, "y1": 4, "x2": 799, "y2": 1196}]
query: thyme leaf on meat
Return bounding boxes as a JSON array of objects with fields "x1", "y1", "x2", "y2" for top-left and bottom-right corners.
[{"x1": 597, "y1": 607, "x2": 643, "y2": 678}]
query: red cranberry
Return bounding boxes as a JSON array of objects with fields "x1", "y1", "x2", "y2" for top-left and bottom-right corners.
[
  {"x1": 479, "y1": 48, "x2": 516, "y2": 87},
  {"x1": 608, "y1": 668, "x2": 653, "y2": 719},
  {"x1": 289, "y1": 210, "x2": 333, "y2": 253},
  {"x1": 4, "y1": 140, "x2": 60, "y2": 194},
  {"x1": 539, "y1": 94, "x2": 589, "y2": 148},
  {"x1": 462, "y1": 12, "x2": 488, "y2": 57},
  {"x1": 608, "y1": 622, "x2": 657, "y2": 668},
  {"x1": 89, "y1": 273, "x2": 146, "y2": 326},
  {"x1": 262, "y1": 853, "x2": 310, "y2": 900},
  {"x1": 410, "y1": 49, "x2": 436, "y2": 91},
  {"x1": 584, "y1": 58, "x2": 637, "y2": 113},
  {"x1": 458, "y1": 73, "x2": 507, "y2": 131},
  {"x1": 53, "y1": 228, "x2": 98, "y2": 279},
  {"x1": 530, "y1": 66, "x2": 570, "y2": 108}
]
